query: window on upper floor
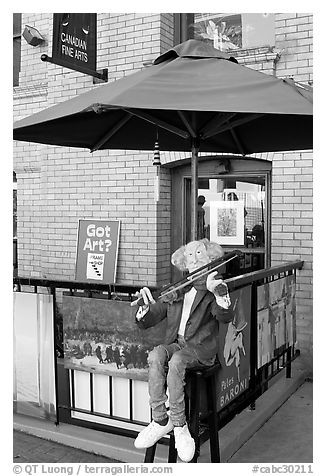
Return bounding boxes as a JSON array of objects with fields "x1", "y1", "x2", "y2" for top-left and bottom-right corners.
[
  {"x1": 194, "y1": 13, "x2": 275, "y2": 51},
  {"x1": 13, "y1": 13, "x2": 22, "y2": 86}
]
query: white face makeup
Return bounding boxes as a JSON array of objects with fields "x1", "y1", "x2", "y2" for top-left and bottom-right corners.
[{"x1": 184, "y1": 242, "x2": 211, "y2": 273}]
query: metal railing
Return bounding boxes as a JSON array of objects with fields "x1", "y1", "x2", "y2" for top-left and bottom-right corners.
[{"x1": 13, "y1": 259, "x2": 304, "y2": 437}]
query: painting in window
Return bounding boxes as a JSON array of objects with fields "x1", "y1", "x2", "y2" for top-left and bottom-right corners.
[
  {"x1": 194, "y1": 13, "x2": 275, "y2": 51},
  {"x1": 210, "y1": 200, "x2": 245, "y2": 245}
]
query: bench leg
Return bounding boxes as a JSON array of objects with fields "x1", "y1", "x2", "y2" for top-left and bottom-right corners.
[
  {"x1": 144, "y1": 443, "x2": 157, "y2": 463},
  {"x1": 189, "y1": 373, "x2": 201, "y2": 463},
  {"x1": 168, "y1": 433, "x2": 178, "y2": 462},
  {"x1": 206, "y1": 376, "x2": 220, "y2": 463},
  {"x1": 144, "y1": 435, "x2": 177, "y2": 463}
]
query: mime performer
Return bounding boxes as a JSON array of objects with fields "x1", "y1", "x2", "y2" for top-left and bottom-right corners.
[{"x1": 132, "y1": 239, "x2": 233, "y2": 462}]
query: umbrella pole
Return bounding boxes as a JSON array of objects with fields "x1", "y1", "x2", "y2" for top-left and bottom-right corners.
[{"x1": 191, "y1": 137, "x2": 200, "y2": 241}]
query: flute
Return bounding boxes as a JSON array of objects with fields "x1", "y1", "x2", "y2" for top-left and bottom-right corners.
[{"x1": 130, "y1": 250, "x2": 242, "y2": 307}]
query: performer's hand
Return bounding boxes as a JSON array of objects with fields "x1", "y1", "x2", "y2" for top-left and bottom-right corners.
[
  {"x1": 130, "y1": 287, "x2": 156, "y2": 307},
  {"x1": 160, "y1": 289, "x2": 179, "y2": 304},
  {"x1": 206, "y1": 271, "x2": 228, "y2": 295}
]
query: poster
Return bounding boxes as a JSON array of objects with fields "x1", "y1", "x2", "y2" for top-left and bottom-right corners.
[
  {"x1": 216, "y1": 286, "x2": 251, "y2": 409},
  {"x1": 210, "y1": 200, "x2": 245, "y2": 245},
  {"x1": 75, "y1": 220, "x2": 120, "y2": 284},
  {"x1": 257, "y1": 275, "x2": 296, "y2": 368},
  {"x1": 63, "y1": 295, "x2": 166, "y2": 381}
]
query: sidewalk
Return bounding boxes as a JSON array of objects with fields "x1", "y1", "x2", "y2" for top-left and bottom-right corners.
[
  {"x1": 13, "y1": 358, "x2": 312, "y2": 464},
  {"x1": 228, "y1": 380, "x2": 312, "y2": 463},
  {"x1": 14, "y1": 431, "x2": 121, "y2": 464}
]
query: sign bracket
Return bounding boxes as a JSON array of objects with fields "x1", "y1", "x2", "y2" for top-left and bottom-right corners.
[{"x1": 41, "y1": 54, "x2": 108, "y2": 82}]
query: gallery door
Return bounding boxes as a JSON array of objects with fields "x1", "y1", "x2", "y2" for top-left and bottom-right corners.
[{"x1": 170, "y1": 156, "x2": 272, "y2": 282}]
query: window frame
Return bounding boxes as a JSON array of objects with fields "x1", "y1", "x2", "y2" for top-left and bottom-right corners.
[{"x1": 13, "y1": 13, "x2": 22, "y2": 87}]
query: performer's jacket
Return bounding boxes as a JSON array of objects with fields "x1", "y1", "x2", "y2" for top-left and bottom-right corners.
[{"x1": 135, "y1": 287, "x2": 234, "y2": 365}]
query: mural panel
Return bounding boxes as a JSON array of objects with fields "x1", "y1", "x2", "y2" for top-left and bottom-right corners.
[
  {"x1": 216, "y1": 285, "x2": 251, "y2": 409},
  {"x1": 257, "y1": 275, "x2": 296, "y2": 369},
  {"x1": 63, "y1": 286, "x2": 252, "y2": 394},
  {"x1": 63, "y1": 296, "x2": 166, "y2": 381}
]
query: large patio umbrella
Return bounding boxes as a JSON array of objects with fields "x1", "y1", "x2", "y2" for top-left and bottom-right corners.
[{"x1": 13, "y1": 39, "x2": 313, "y2": 238}]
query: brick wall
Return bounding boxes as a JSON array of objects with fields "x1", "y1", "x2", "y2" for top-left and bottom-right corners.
[
  {"x1": 271, "y1": 150, "x2": 313, "y2": 363},
  {"x1": 14, "y1": 13, "x2": 175, "y2": 287},
  {"x1": 271, "y1": 13, "x2": 313, "y2": 363},
  {"x1": 275, "y1": 13, "x2": 313, "y2": 83},
  {"x1": 13, "y1": 12, "x2": 49, "y2": 277}
]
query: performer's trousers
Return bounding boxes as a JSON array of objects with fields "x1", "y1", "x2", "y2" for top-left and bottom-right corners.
[{"x1": 147, "y1": 341, "x2": 204, "y2": 427}]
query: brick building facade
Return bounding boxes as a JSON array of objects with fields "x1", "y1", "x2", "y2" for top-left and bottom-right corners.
[{"x1": 13, "y1": 13, "x2": 313, "y2": 366}]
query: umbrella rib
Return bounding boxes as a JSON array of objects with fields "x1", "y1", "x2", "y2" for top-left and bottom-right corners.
[
  {"x1": 177, "y1": 111, "x2": 196, "y2": 138},
  {"x1": 200, "y1": 112, "x2": 238, "y2": 140},
  {"x1": 122, "y1": 108, "x2": 190, "y2": 139},
  {"x1": 229, "y1": 128, "x2": 246, "y2": 156},
  {"x1": 206, "y1": 113, "x2": 265, "y2": 138},
  {"x1": 90, "y1": 112, "x2": 132, "y2": 152}
]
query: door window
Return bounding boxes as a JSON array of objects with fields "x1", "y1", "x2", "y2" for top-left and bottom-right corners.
[
  {"x1": 171, "y1": 157, "x2": 271, "y2": 280},
  {"x1": 194, "y1": 176, "x2": 266, "y2": 251},
  {"x1": 184, "y1": 175, "x2": 268, "y2": 276}
]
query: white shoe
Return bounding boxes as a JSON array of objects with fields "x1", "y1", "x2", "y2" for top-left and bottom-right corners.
[
  {"x1": 174, "y1": 424, "x2": 195, "y2": 462},
  {"x1": 134, "y1": 419, "x2": 174, "y2": 449}
]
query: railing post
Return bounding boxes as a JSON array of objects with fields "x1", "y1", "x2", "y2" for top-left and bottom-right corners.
[
  {"x1": 249, "y1": 282, "x2": 258, "y2": 410},
  {"x1": 51, "y1": 286, "x2": 60, "y2": 425},
  {"x1": 286, "y1": 346, "x2": 292, "y2": 378}
]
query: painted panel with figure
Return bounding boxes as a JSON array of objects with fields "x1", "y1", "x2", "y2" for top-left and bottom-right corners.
[
  {"x1": 216, "y1": 285, "x2": 251, "y2": 409},
  {"x1": 257, "y1": 275, "x2": 296, "y2": 369},
  {"x1": 63, "y1": 295, "x2": 166, "y2": 381}
]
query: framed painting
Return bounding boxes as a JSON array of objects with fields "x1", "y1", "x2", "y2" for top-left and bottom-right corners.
[
  {"x1": 62, "y1": 295, "x2": 166, "y2": 381},
  {"x1": 210, "y1": 200, "x2": 245, "y2": 245}
]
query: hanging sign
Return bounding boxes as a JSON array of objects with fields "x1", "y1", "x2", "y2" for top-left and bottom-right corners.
[
  {"x1": 75, "y1": 220, "x2": 120, "y2": 284},
  {"x1": 52, "y1": 13, "x2": 97, "y2": 75}
]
